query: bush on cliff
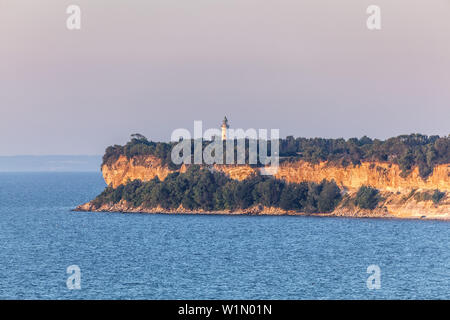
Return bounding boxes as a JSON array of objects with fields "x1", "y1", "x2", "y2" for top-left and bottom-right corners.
[
  {"x1": 355, "y1": 186, "x2": 381, "y2": 210},
  {"x1": 432, "y1": 190, "x2": 445, "y2": 204},
  {"x1": 413, "y1": 189, "x2": 446, "y2": 204}
]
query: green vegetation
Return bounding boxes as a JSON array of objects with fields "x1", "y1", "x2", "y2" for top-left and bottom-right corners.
[
  {"x1": 102, "y1": 134, "x2": 450, "y2": 179},
  {"x1": 92, "y1": 166, "x2": 342, "y2": 213},
  {"x1": 102, "y1": 134, "x2": 178, "y2": 169},
  {"x1": 280, "y1": 134, "x2": 450, "y2": 178},
  {"x1": 102, "y1": 134, "x2": 275, "y2": 169},
  {"x1": 355, "y1": 186, "x2": 382, "y2": 210},
  {"x1": 413, "y1": 190, "x2": 433, "y2": 202},
  {"x1": 432, "y1": 190, "x2": 446, "y2": 204},
  {"x1": 413, "y1": 189, "x2": 446, "y2": 204}
]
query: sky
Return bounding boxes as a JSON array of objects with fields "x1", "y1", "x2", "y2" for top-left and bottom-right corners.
[{"x1": 1, "y1": 0, "x2": 449, "y2": 155}]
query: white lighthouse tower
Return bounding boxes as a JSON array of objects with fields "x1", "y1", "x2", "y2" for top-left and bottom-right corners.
[{"x1": 221, "y1": 116, "x2": 229, "y2": 140}]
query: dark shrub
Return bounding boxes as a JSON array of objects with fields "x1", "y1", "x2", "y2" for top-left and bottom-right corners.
[
  {"x1": 355, "y1": 186, "x2": 381, "y2": 210},
  {"x1": 432, "y1": 190, "x2": 445, "y2": 204}
]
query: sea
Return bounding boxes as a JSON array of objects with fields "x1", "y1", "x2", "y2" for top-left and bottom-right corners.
[{"x1": 0, "y1": 172, "x2": 448, "y2": 299}]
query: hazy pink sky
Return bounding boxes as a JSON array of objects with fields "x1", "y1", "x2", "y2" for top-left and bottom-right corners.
[{"x1": 1, "y1": 0, "x2": 449, "y2": 155}]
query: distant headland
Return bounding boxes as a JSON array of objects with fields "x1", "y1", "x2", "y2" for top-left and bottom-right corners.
[{"x1": 76, "y1": 125, "x2": 450, "y2": 220}]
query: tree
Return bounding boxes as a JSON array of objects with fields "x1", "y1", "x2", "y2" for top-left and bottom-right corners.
[
  {"x1": 131, "y1": 133, "x2": 147, "y2": 141},
  {"x1": 317, "y1": 180, "x2": 342, "y2": 212},
  {"x1": 355, "y1": 186, "x2": 381, "y2": 210},
  {"x1": 432, "y1": 190, "x2": 445, "y2": 205}
]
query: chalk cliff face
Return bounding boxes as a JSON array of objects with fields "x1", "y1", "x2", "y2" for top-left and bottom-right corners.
[{"x1": 103, "y1": 155, "x2": 450, "y2": 193}]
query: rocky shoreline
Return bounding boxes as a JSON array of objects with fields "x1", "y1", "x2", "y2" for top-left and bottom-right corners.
[{"x1": 74, "y1": 199, "x2": 449, "y2": 220}]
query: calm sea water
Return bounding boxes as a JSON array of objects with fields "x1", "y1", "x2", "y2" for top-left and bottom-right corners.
[{"x1": 0, "y1": 172, "x2": 448, "y2": 299}]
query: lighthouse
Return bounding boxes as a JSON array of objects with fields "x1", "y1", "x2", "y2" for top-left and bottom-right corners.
[{"x1": 221, "y1": 116, "x2": 229, "y2": 140}]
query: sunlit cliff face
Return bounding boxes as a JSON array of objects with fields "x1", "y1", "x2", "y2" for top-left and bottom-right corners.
[{"x1": 102, "y1": 155, "x2": 450, "y2": 193}]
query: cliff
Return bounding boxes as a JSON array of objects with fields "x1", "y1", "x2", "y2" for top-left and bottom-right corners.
[
  {"x1": 274, "y1": 161, "x2": 450, "y2": 192},
  {"x1": 88, "y1": 155, "x2": 450, "y2": 220},
  {"x1": 103, "y1": 155, "x2": 449, "y2": 193},
  {"x1": 102, "y1": 155, "x2": 175, "y2": 188},
  {"x1": 102, "y1": 155, "x2": 259, "y2": 188}
]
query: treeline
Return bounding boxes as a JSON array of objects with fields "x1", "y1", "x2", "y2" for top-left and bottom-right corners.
[
  {"x1": 102, "y1": 134, "x2": 277, "y2": 169},
  {"x1": 92, "y1": 166, "x2": 343, "y2": 213},
  {"x1": 103, "y1": 134, "x2": 178, "y2": 169},
  {"x1": 102, "y1": 133, "x2": 450, "y2": 178},
  {"x1": 280, "y1": 134, "x2": 449, "y2": 178}
]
